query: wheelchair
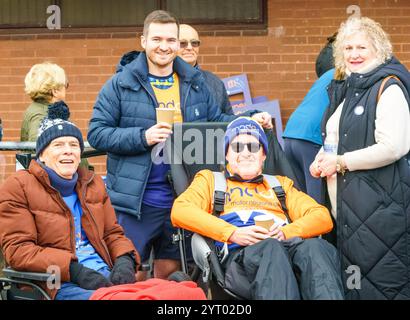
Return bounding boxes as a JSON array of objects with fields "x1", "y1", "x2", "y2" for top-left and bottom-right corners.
[
  {"x1": 0, "y1": 267, "x2": 54, "y2": 300},
  {"x1": 0, "y1": 151, "x2": 149, "y2": 300},
  {"x1": 167, "y1": 122, "x2": 298, "y2": 300}
]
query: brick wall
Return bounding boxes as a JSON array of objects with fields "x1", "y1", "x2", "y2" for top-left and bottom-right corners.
[{"x1": 0, "y1": 0, "x2": 410, "y2": 183}]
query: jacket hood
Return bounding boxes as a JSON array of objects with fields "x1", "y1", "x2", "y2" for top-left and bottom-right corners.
[
  {"x1": 116, "y1": 51, "x2": 203, "y2": 89},
  {"x1": 116, "y1": 50, "x2": 141, "y2": 73}
]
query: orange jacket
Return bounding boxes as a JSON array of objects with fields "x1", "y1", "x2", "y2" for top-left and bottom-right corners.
[
  {"x1": 171, "y1": 169, "x2": 333, "y2": 243},
  {"x1": 0, "y1": 160, "x2": 139, "y2": 299}
]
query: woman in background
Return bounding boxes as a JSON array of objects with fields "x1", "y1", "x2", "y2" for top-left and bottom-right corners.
[{"x1": 21, "y1": 62, "x2": 68, "y2": 141}]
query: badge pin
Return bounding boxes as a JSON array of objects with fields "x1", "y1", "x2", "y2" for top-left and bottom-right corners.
[{"x1": 354, "y1": 106, "x2": 364, "y2": 115}]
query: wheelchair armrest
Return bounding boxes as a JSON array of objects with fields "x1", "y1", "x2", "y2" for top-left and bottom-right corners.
[{"x1": 2, "y1": 267, "x2": 53, "y2": 282}]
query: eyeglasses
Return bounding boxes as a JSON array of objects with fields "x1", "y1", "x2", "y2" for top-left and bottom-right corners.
[
  {"x1": 65, "y1": 81, "x2": 69, "y2": 89},
  {"x1": 179, "y1": 39, "x2": 201, "y2": 48},
  {"x1": 230, "y1": 142, "x2": 261, "y2": 153}
]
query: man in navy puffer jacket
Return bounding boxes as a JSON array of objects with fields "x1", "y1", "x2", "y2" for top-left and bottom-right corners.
[{"x1": 88, "y1": 10, "x2": 272, "y2": 280}]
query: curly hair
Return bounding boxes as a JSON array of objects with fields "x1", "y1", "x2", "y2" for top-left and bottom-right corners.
[
  {"x1": 333, "y1": 16, "x2": 392, "y2": 79},
  {"x1": 24, "y1": 62, "x2": 67, "y2": 102}
]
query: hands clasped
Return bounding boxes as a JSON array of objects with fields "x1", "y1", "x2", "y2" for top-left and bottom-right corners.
[
  {"x1": 69, "y1": 261, "x2": 113, "y2": 290},
  {"x1": 310, "y1": 152, "x2": 337, "y2": 178}
]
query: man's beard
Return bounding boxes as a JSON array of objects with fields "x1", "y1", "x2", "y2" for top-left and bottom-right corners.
[{"x1": 147, "y1": 51, "x2": 175, "y2": 68}]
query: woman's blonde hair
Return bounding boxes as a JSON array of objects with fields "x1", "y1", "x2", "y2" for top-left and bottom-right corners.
[
  {"x1": 24, "y1": 62, "x2": 67, "y2": 102},
  {"x1": 333, "y1": 16, "x2": 392, "y2": 79}
]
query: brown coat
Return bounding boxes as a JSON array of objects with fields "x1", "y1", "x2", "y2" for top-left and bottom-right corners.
[{"x1": 0, "y1": 160, "x2": 140, "y2": 299}]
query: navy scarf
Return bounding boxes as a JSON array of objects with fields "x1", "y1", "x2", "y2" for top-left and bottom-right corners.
[{"x1": 39, "y1": 161, "x2": 78, "y2": 196}]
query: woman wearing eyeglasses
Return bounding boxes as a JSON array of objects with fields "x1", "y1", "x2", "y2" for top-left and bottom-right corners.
[{"x1": 21, "y1": 62, "x2": 69, "y2": 142}]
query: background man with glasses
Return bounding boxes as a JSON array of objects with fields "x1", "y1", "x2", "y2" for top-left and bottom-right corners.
[
  {"x1": 171, "y1": 117, "x2": 344, "y2": 300},
  {"x1": 177, "y1": 24, "x2": 233, "y2": 114}
]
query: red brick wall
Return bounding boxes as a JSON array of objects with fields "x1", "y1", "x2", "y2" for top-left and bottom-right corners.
[{"x1": 0, "y1": 0, "x2": 410, "y2": 183}]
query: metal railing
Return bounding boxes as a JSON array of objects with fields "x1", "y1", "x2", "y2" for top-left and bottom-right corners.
[
  {"x1": 0, "y1": 141, "x2": 105, "y2": 157},
  {"x1": 0, "y1": 141, "x2": 106, "y2": 170}
]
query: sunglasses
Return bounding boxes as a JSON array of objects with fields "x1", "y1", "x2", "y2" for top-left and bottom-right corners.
[
  {"x1": 179, "y1": 39, "x2": 201, "y2": 48},
  {"x1": 230, "y1": 142, "x2": 261, "y2": 153}
]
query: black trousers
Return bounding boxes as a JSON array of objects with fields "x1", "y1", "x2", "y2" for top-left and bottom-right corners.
[{"x1": 224, "y1": 237, "x2": 344, "y2": 300}]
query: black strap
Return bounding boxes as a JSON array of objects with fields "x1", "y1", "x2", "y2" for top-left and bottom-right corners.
[
  {"x1": 272, "y1": 186, "x2": 292, "y2": 223},
  {"x1": 213, "y1": 190, "x2": 226, "y2": 217}
]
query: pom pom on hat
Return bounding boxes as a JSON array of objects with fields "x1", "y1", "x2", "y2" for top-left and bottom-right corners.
[
  {"x1": 36, "y1": 101, "x2": 84, "y2": 157},
  {"x1": 48, "y1": 100, "x2": 70, "y2": 121}
]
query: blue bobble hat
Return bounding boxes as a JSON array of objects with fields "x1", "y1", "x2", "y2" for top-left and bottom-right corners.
[
  {"x1": 224, "y1": 116, "x2": 268, "y2": 155},
  {"x1": 36, "y1": 101, "x2": 84, "y2": 157}
]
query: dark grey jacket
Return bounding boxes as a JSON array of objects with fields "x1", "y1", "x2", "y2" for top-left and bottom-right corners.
[{"x1": 322, "y1": 57, "x2": 410, "y2": 300}]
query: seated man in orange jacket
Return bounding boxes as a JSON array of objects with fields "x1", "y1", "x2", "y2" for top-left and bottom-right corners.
[{"x1": 171, "y1": 117, "x2": 344, "y2": 300}]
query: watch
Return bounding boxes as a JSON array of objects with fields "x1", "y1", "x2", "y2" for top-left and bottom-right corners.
[{"x1": 336, "y1": 155, "x2": 346, "y2": 175}]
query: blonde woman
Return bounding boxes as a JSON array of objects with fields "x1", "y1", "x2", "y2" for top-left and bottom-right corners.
[
  {"x1": 21, "y1": 62, "x2": 68, "y2": 141},
  {"x1": 310, "y1": 17, "x2": 410, "y2": 299}
]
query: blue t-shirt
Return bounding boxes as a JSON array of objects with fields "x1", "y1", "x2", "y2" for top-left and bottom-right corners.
[
  {"x1": 283, "y1": 69, "x2": 335, "y2": 145},
  {"x1": 63, "y1": 193, "x2": 110, "y2": 273}
]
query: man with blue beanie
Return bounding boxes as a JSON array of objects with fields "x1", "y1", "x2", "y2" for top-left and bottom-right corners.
[
  {"x1": 0, "y1": 105, "x2": 139, "y2": 300},
  {"x1": 172, "y1": 117, "x2": 344, "y2": 300}
]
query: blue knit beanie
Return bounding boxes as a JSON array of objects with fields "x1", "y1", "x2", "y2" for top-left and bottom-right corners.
[
  {"x1": 36, "y1": 101, "x2": 84, "y2": 157},
  {"x1": 224, "y1": 117, "x2": 268, "y2": 155}
]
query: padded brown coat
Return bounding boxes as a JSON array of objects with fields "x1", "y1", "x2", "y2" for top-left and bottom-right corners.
[{"x1": 0, "y1": 160, "x2": 139, "y2": 299}]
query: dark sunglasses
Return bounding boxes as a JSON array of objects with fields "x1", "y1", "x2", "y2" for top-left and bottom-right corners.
[
  {"x1": 179, "y1": 39, "x2": 201, "y2": 48},
  {"x1": 65, "y1": 81, "x2": 69, "y2": 89},
  {"x1": 230, "y1": 142, "x2": 261, "y2": 153}
]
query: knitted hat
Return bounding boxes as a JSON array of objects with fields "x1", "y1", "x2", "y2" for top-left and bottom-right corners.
[
  {"x1": 224, "y1": 117, "x2": 268, "y2": 155},
  {"x1": 36, "y1": 101, "x2": 84, "y2": 157}
]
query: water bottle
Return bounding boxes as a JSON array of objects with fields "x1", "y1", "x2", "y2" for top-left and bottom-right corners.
[{"x1": 323, "y1": 131, "x2": 338, "y2": 155}]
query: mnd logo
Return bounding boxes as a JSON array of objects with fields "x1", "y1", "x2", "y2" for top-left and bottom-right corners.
[{"x1": 151, "y1": 126, "x2": 226, "y2": 166}]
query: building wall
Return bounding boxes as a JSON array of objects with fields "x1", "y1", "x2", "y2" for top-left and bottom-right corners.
[{"x1": 0, "y1": 0, "x2": 409, "y2": 182}]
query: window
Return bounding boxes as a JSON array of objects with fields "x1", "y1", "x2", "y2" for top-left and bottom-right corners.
[
  {"x1": 165, "y1": 0, "x2": 265, "y2": 25},
  {"x1": 0, "y1": 0, "x2": 266, "y2": 28}
]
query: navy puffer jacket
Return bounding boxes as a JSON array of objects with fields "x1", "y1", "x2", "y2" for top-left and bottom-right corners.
[{"x1": 88, "y1": 52, "x2": 238, "y2": 217}]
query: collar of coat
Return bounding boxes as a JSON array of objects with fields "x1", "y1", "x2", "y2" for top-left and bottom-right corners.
[
  {"x1": 224, "y1": 165, "x2": 264, "y2": 184},
  {"x1": 117, "y1": 51, "x2": 203, "y2": 90}
]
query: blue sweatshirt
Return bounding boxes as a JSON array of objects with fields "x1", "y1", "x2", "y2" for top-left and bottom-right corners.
[{"x1": 283, "y1": 69, "x2": 335, "y2": 145}]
